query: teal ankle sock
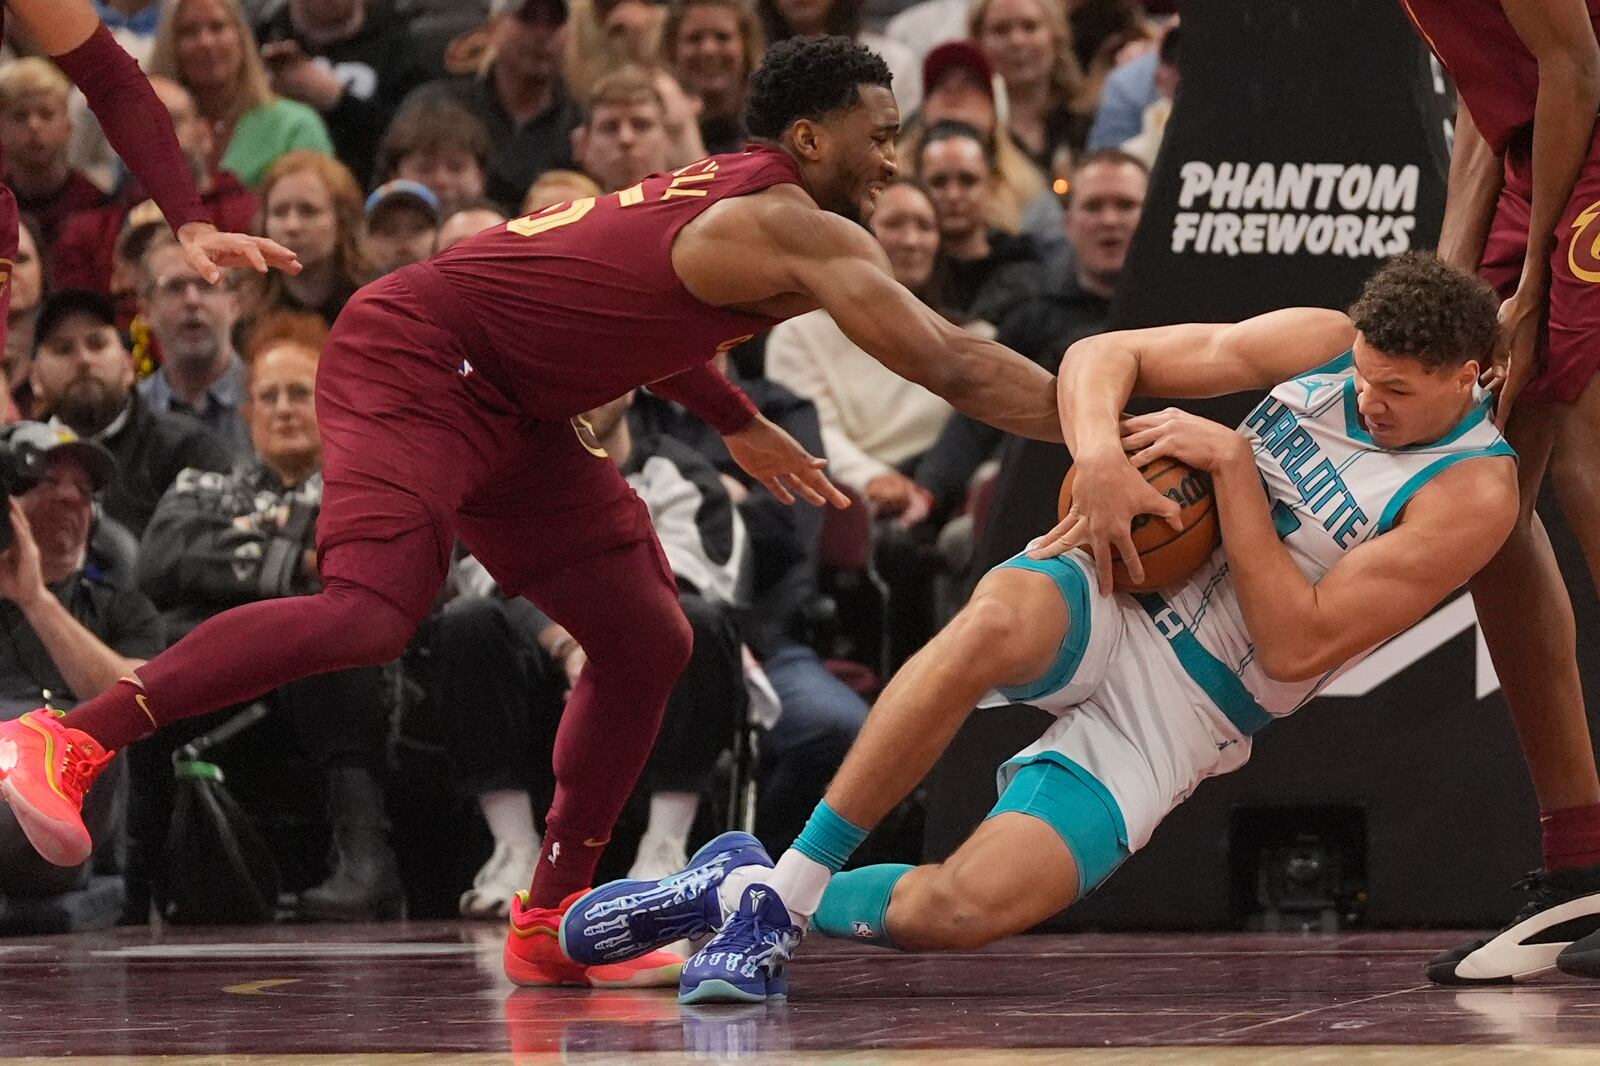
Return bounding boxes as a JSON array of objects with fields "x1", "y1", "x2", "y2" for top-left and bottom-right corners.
[
  {"x1": 813, "y1": 863, "x2": 913, "y2": 948},
  {"x1": 793, "y1": 800, "x2": 869, "y2": 873}
]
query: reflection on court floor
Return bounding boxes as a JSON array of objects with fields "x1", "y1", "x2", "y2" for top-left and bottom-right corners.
[{"x1": 4, "y1": 923, "x2": 1600, "y2": 1063}]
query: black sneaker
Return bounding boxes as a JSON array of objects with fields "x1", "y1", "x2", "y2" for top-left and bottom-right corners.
[
  {"x1": 1427, "y1": 866, "x2": 1600, "y2": 985},
  {"x1": 1558, "y1": 926, "x2": 1600, "y2": 977}
]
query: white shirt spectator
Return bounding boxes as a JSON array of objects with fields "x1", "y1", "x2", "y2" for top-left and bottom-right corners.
[{"x1": 766, "y1": 309, "x2": 953, "y2": 495}]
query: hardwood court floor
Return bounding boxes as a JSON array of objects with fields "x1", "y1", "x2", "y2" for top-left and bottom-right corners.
[{"x1": 3, "y1": 924, "x2": 1600, "y2": 1063}]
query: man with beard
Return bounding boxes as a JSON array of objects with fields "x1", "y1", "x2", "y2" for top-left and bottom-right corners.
[
  {"x1": 135, "y1": 232, "x2": 250, "y2": 453},
  {"x1": 29, "y1": 290, "x2": 234, "y2": 537}
]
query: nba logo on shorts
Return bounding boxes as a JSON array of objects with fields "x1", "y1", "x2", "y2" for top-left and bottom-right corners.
[
  {"x1": 458, "y1": 358, "x2": 474, "y2": 377},
  {"x1": 852, "y1": 921, "x2": 874, "y2": 939}
]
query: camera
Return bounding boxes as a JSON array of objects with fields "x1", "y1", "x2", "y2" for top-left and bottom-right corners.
[{"x1": 0, "y1": 433, "x2": 49, "y2": 552}]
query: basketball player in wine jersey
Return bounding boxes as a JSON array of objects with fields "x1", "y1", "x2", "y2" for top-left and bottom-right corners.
[
  {"x1": 0, "y1": 35, "x2": 1065, "y2": 988},
  {"x1": 568, "y1": 255, "x2": 1521, "y2": 1004},
  {"x1": 1399, "y1": 0, "x2": 1600, "y2": 983}
]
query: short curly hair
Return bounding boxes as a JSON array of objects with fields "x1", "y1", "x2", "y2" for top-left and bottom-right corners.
[
  {"x1": 1349, "y1": 252, "x2": 1498, "y2": 368},
  {"x1": 745, "y1": 35, "x2": 893, "y2": 141}
]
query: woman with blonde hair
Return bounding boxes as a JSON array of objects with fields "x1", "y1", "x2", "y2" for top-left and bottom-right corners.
[
  {"x1": 660, "y1": 0, "x2": 765, "y2": 155},
  {"x1": 148, "y1": 0, "x2": 334, "y2": 186},
  {"x1": 247, "y1": 151, "x2": 369, "y2": 328},
  {"x1": 969, "y1": 0, "x2": 1092, "y2": 171}
]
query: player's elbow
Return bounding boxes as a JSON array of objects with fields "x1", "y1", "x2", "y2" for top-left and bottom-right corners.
[{"x1": 1255, "y1": 643, "x2": 1328, "y2": 684}]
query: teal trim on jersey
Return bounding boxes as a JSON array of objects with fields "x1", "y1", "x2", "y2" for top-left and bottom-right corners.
[
  {"x1": 993, "y1": 553, "x2": 1094, "y2": 702},
  {"x1": 1294, "y1": 348, "x2": 1354, "y2": 380},
  {"x1": 1132, "y1": 592, "x2": 1275, "y2": 736},
  {"x1": 1375, "y1": 442, "x2": 1518, "y2": 534},
  {"x1": 990, "y1": 754, "x2": 1130, "y2": 895},
  {"x1": 1342, "y1": 379, "x2": 1496, "y2": 451},
  {"x1": 1271, "y1": 500, "x2": 1302, "y2": 539}
]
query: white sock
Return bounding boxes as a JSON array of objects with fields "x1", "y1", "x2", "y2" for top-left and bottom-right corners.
[
  {"x1": 718, "y1": 848, "x2": 830, "y2": 923},
  {"x1": 478, "y1": 789, "x2": 540, "y2": 850},
  {"x1": 640, "y1": 791, "x2": 699, "y2": 851}
]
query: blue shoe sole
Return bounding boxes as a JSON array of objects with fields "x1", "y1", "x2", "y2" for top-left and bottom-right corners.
[
  {"x1": 678, "y1": 978, "x2": 783, "y2": 1005},
  {"x1": 559, "y1": 832, "x2": 768, "y2": 965}
]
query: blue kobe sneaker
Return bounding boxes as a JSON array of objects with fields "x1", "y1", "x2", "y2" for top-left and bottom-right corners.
[
  {"x1": 560, "y1": 831, "x2": 772, "y2": 967},
  {"x1": 678, "y1": 883, "x2": 804, "y2": 1005}
]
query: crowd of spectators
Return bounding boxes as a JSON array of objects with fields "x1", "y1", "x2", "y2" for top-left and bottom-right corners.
[{"x1": 0, "y1": 0, "x2": 1174, "y2": 927}]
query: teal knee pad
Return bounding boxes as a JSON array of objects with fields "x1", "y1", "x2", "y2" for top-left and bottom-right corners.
[
  {"x1": 989, "y1": 756, "x2": 1129, "y2": 896},
  {"x1": 813, "y1": 864, "x2": 914, "y2": 948}
]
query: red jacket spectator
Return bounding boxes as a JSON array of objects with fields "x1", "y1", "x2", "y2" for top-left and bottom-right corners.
[{"x1": 51, "y1": 173, "x2": 257, "y2": 296}]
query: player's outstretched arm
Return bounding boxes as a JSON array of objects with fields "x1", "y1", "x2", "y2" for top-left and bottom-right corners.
[
  {"x1": 7, "y1": 0, "x2": 301, "y2": 284},
  {"x1": 776, "y1": 210, "x2": 1063, "y2": 444}
]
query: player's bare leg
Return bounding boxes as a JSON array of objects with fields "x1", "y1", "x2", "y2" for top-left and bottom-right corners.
[
  {"x1": 879, "y1": 813, "x2": 1080, "y2": 950},
  {"x1": 1472, "y1": 402, "x2": 1599, "y2": 813},
  {"x1": 1434, "y1": 396, "x2": 1600, "y2": 983}
]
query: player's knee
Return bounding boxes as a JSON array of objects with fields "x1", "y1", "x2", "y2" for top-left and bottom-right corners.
[
  {"x1": 946, "y1": 595, "x2": 1032, "y2": 673},
  {"x1": 321, "y1": 581, "x2": 417, "y2": 663},
  {"x1": 637, "y1": 594, "x2": 695, "y2": 679},
  {"x1": 1551, "y1": 447, "x2": 1600, "y2": 522},
  {"x1": 903, "y1": 864, "x2": 1009, "y2": 951}
]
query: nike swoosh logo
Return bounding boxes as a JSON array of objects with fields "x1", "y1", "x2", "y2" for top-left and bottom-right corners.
[{"x1": 583, "y1": 837, "x2": 609, "y2": 848}]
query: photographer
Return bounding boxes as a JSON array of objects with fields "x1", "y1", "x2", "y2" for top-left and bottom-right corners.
[
  {"x1": 133, "y1": 312, "x2": 402, "y2": 922},
  {"x1": 0, "y1": 422, "x2": 162, "y2": 911}
]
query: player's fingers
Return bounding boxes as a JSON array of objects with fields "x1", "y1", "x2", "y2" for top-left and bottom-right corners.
[
  {"x1": 763, "y1": 476, "x2": 795, "y2": 505},
  {"x1": 243, "y1": 240, "x2": 269, "y2": 273},
  {"x1": 186, "y1": 245, "x2": 222, "y2": 285},
  {"x1": 1119, "y1": 425, "x2": 1163, "y2": 450},
  {"x1": 1147, "y1": 484, "x2": 1184, "y2": 531},
  {"x1": 1089, "y1": 529, "x2": 1116, "y2": 595},
  {"x1": 1112, "y1": 528, "x2": 1144, "y2": 586},
  {"x1": 784, "y1": 471, "x2": 829, "y2": 507}
]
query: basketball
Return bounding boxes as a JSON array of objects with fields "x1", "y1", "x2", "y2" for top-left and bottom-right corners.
[{"x1": 1057, "y1": 459, "x2": 1220, "y2": 592}]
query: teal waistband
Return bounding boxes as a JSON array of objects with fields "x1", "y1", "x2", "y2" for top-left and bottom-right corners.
[{"x1": 1131, "y1": 591, "x2": 1274, "y2": 736}]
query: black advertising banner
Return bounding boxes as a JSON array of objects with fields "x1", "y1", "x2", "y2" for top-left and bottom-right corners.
[{"x1": 935, "y1": 0, "x2": 1600, "y2": 927}]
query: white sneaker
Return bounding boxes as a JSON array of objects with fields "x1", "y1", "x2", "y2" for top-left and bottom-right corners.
[
  {"x1": 459, "y1": 839, "x2": 537, "y2": 920},
  {"x1": 629, "y1": 835, "x2": 691, "y2": 882}
]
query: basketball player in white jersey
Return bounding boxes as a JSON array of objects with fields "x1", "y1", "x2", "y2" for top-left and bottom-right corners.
[{"x1": 561, "y1": 253, "x2": 1521, "y2": 1004}]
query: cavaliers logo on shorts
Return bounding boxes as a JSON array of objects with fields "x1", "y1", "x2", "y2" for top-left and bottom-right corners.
[
  {"x1": 571, "y1": 415, "x2": 608, "y2": 457},
  {"x1": 1569, "y1": 198, "x2": 1600, "y2": 284}
]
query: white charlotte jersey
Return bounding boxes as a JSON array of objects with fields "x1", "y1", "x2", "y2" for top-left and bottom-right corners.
[{"x1": 1135, "y1": 349, "x2": 1515, "y2": 730}]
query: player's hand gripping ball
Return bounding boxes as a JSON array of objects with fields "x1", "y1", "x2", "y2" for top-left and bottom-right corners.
[{"x1": 1057, "y1": 459, "x2": 1220, "y2": 592}]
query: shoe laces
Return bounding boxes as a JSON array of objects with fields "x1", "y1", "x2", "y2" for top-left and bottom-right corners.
[
  {"x1": 59, "y1": 739, "x2": 111, "y2": 806},
  {"x1": 1508, "y1": 870, "x2": 1571, "y2": 922},
  {"x1": 716, "y1": 900, "x2": 797, "y2": 979}
]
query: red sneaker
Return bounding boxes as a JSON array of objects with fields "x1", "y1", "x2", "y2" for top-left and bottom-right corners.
[
  {"x1": 0, "y1": 710, "x2": 114, "y2": 867},
  {"x1": 504, "y1": 890, "x2": 685, "y2": 989}
]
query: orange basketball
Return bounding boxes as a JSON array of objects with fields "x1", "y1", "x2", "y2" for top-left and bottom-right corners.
[{"x1": 1057, "y1": 459, "x2": 1220, "y2": 592}]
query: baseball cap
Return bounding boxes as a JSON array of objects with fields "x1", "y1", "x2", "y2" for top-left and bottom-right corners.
[
  {"x1": 1, "y1": 421, "x2": 117, "y2": 493},
  {"x1": 492, "y1": 0, "x2": 568, "y2": 24},
  {"x1": 364, "y1": 180, "x2": 442, "y2": 224},
  {"x1": 922, "y1": 41, "x2": 995, "y2": 99},
  {"x1": 34, "y1": 289, "x2": 119, "y2": 352}
]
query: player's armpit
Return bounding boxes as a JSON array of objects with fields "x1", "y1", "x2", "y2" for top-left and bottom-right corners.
[{"x1": 1271, "y1": 456, "x2": 1518, "y2": 681}]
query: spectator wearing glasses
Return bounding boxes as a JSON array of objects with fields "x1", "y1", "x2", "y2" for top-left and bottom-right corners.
[{"x1": 136, "y1": 229, "x2": 251, "y2": 453}]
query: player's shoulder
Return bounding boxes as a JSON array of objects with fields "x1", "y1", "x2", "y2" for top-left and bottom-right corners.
[
  {"x1": 696, "y1": 184, "x2": 872, "y2": 254},
  {"x1": 1397, "y1": 447, "x2": 1519, "y2": 534}
]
